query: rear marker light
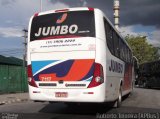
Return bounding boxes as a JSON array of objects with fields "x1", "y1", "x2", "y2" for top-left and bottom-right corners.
[
  {"x1": 55, "y1": 9, "x2": 69, "y2": 12},
  {"x1": 88, "y1": 7, "x2": 94, "y2": 11},
  {"x1": 34, "y1": 13, "x2": 39, "y2": 17},
  {"x1": 88, "y1": 92, "x2": 94, "y2": 94},
  {"x1": 83, "y1": 92, "x2": 94, "y2": 94}
]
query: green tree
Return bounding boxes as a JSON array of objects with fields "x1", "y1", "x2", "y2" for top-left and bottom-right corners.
[{"x1": 125, "y1": 35, "x2": 160, "y2": 64}]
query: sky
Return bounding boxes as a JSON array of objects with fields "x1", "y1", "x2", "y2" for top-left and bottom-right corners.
[{"x1": 0, "y1": 0, "x2": 160, "y2": 58}]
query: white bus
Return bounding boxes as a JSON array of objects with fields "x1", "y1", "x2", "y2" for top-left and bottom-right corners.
[{"x1": 27, "y1": 7, "x2": 134, "y2": 107}]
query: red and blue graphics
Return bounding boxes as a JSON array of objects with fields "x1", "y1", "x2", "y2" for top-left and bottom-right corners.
[{"x1": 31, "y1": 59, "x2": 94, "y2": 81}]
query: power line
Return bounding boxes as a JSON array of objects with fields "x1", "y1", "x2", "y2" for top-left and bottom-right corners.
[
  {"x1": 0, "y1": 50, "x2": 24, "y2": 53},
  {"x1": 0, "y1": 49, "x2": 24, "y2": 53},
  {"x1": 0, "y1": 51, "x2": 24, "y2": 55}
]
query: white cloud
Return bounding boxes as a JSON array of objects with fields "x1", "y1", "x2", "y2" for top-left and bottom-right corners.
[
  {"x1": 119, "y1": 26, "x2": 160, "y2": 47},
  {"x1": 43, "y1": 1, "x2": 69, "y2": 11},
  {"x1": 0, "y1": 0, "x2": 69, "y2": 38},
  {"x1": 0, "y1": 0, "x2": 69, "y2": 28},
  {"x1": 148, "y1": 30, "x2": 160, "y2": 47},
  {"x1": 119, "y1": 26, "x2": 137, "y2": 36},
  {"x1": 119, "y1": 26, "x2": 147, "y2": 37},
  {"x1": 0, "y1": 27, "x2": 23, "y2": 38}
]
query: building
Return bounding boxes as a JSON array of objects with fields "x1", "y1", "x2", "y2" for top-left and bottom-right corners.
[{"x1": 0, "y1": 55, "x2": 28, "y2": 94}]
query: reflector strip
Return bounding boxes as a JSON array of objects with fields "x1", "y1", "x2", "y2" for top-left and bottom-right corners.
[
  {"x1": 33, "y1": 91, "x2": 40, "y2": 93},
  {"x1": 83, "y1": 92, "x2": 94, "y2": 94},
  {"x1": 39, "y1": 83, "x2": 57, "y2": 86}
]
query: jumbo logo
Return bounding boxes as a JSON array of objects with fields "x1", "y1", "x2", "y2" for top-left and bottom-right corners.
[
  {"x1": 109, "y1": 60, "x2": 123, "y2": 73},
  {"x1": 34, "y1": 13, "x2": 78, "y2": 37},
  {"x1": 34, "y1": 25, "x2": 78, "y2": 37},
  {"x1": 56, "y1": 13, "x2": 67, "y2": 24}
]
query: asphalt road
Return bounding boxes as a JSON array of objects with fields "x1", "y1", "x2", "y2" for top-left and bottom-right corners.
[{"x1": 0, "y1": 88, "x2": 160, "y2": 119}]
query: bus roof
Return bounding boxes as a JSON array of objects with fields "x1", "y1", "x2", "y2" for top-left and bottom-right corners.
[{"x1": 34, "y1": 7, "x2": 94, "y2": 17}]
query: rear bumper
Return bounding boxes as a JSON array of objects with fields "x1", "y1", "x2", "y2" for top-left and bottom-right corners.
[{"x1": 29, "y1": 84, "x2": 105, "y2": 103}]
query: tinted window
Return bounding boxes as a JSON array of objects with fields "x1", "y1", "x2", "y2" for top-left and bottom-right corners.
[
  {"x1": 30, "y1": 11, "x2": 95, "y2": 41},
  {"x1": 104, "y1": 17, "x2": 132, "y2": 63},
  {"x1": 113, "y1": 32, "x2": 120, "y2": 57},
  {"x1": 104, "y1": 18, "x2": 114, "y2": 55},
  {"x1": 119, "y1": 38, "x2": 125, "y2": 60}
]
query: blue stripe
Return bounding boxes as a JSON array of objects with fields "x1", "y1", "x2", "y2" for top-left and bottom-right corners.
[
  {"x1": 31, "y1": 60, "x2": 58, "y2": 74},
  {"x1": 33, "y1": 60, "x2": 74, "y2": 81}
]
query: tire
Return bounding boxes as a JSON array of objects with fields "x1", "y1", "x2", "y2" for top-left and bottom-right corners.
[
  {"x1": 129, "y1": 82, "x2": 134, "y2": 95},
  {"x1": 114, "y1": 86, "x2": 122, "y2": 108}
]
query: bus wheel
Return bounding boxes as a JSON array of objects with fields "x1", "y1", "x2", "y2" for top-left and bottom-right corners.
[{"x1": 115, "y1": 86, "x2": 122, "y2": 108}]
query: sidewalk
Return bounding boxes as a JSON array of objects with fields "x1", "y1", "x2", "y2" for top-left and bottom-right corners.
[{"x1": 0, "y1": 93, "x2": 29, "y2": 105}]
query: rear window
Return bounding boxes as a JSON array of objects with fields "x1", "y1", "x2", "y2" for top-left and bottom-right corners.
[{"x1": 30, "y1": 11, "x2": 95, "y2": 41}]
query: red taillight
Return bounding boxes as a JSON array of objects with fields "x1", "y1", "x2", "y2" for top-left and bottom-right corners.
[
  {"x1": 88, "y1": 63, "x2": 104, "y2": 88},
  {"x1": 34, "y1": 13, "x2": 39, "y2": 17},
  {"x1": 27, "y1": 65, "x2": 37, "y2": 87},
  {"x1": 27, "y1": 65, "x2": 33, "y2": 77},
  {"x1": 88, "y1": 7, "x2": 94, "y2": 11}
]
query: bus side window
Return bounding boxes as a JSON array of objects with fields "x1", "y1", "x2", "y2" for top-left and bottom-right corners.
[
  {"x1": 113, "y1": 32, "x2": 120, "y2": 58},
  {"x1": 126, "y1": 48, "x2": 128, "y2": 62},
  {"x1": 127, "y1": 47, "x2": 130, "y2": 62},
  {"x1": 119, "y1": 38, "x2": 124, "y2": 60},
  {"x1": 129, "y1": 50, "x2": 132, "y2": 63},
  {"x1": 104, "y1": 18, "x2": 114, "y2": 55},
  {"x1": 120, "y1": 39, "x2": 125, "y2": 61},
  {"x1": 128, "y1": 49, "x2": 131, "y2": 63}
]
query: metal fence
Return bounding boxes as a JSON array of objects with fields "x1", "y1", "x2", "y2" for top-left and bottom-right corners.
[{"x1": 0, "y1": 64, "x2": 28, "y2": 94}]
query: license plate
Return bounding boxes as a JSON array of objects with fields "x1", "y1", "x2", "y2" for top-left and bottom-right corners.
[{"x1": 55, "y1": 92, "x2": 68, "y2": 98}]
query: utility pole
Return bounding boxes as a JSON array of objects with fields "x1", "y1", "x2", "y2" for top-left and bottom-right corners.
[
  {"x1": 22, "y1": 29, "x2": 28, "y2": 64},
  {"x1": 114, "y1": 0, "x2": 120, "y2": 31},
  {"x1": 22, "y1": 29, "x2": 28, "y2": 92},
  {"x1": 40, "y1": 0, "x2": 43, "y2": 12}
]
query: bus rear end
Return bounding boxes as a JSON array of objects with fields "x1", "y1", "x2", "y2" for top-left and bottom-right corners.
[{"x1": 27, "y1": 8, "x2": 105, "y2": 103}]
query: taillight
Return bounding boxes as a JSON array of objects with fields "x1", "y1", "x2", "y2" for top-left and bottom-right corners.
[
  {"x1": 27, "y1": 65, "x2": 32, "y2": 77},
  {"x1": 34, "y1": 13, "x2": 39, "y2": 17},
  {"x1": 88, "y1": 7, "x2": 94, "y2": 11},
  {"x1": 88, "y1": 63, "x2": 104, "y2": 88},
  {"x1": 27, "y1": 65, "x2": 37, "y2": 87}
]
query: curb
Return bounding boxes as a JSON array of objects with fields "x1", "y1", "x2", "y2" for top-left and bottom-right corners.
[{"x1": 0, "y1": 98, "x2": 28, "y2": 105}]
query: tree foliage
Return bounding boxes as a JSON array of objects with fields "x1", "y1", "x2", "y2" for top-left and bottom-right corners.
[{"x1": 125, "y1": 35, "x2": 160, "y2": 64}]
